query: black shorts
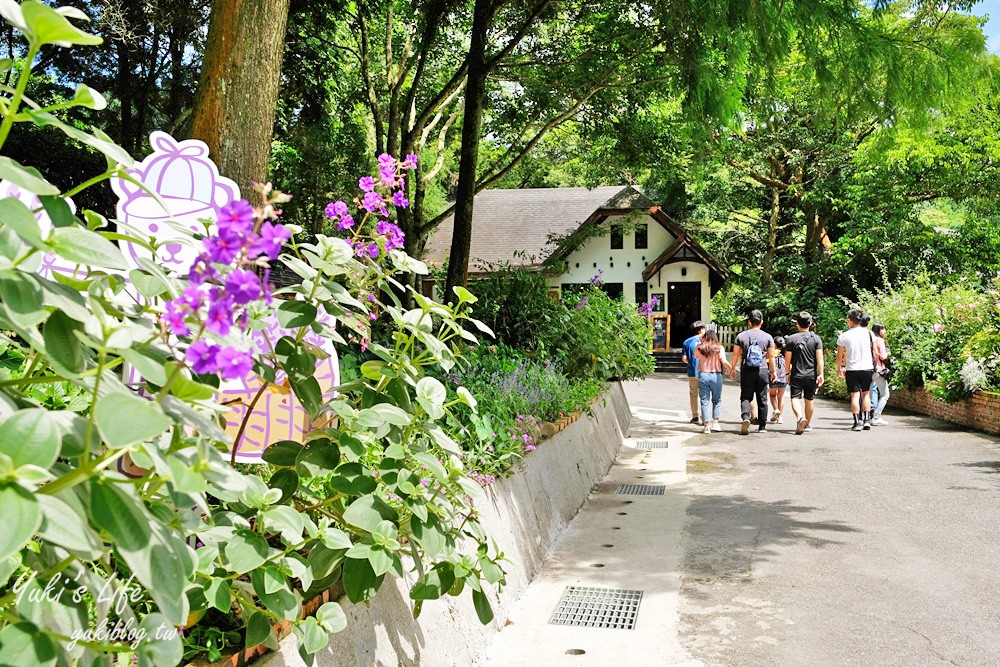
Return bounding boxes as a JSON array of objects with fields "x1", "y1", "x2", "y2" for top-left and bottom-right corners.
[
  {"x1": 790, "y1": 378, "x2": 817, "y2": 400},
  {"x1": 845, "y1": 370, "x2": 874, "y2": 394}
]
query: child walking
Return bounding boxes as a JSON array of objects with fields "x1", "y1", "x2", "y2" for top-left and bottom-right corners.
[{"x1": 769, "y1": 336, "x2": 787, "y2": 424}]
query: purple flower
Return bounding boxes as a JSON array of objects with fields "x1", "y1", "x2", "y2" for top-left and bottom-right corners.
[
  {"x1": 216, "y1": 347, "x2": 253, "y2": 380},
  {"x1": 203, "y1": 235, "x2": 241, "y2": 265},
  {"x1": 337, "y1": 215, "x2": 355, "y2": 231},
  {"x1": 226, "y1": 268, "x2": 262, "y2": 305},
  {"x1": 163, "y1": 302, "x2": 190, "y2": 337},
  {"x1": 367, "y1": 243, "x2": 379, "y2": 259},
  {"x1": 377, "y1": 153, "x2": 396, "y2": 168},
  {"x1": 180, "y1": 285, "x2": 204, "y2": 310},
  {"x1": 576, "y1": 296, "x2": 589, "y2": 310},
  {"x1": 206, "y1": 298, "x2": 234, "y2": 336},
  {"x1": 362, "y1": 191, "x2": 384, "y2": 213},
  {"x1": 249, "y1": 221, "x2": 291, "y2": 260},
  {"x1": 379, "y1": 164, "x2": 397, "y2": 184},
  {"x1": 359, "y1": 176, "x2": 376, "y2": 192},
  {"x1": 376, "y1": 220, "x2": 392, "y2": 235},
  {"x1": 186, "y1": 340, "x2": 220, "y2": 374},
  {"x1": 217, "y1": 199, "x2": 254, "y2": 233},
  {"x1": 402, "y1": 154, "x2": 418, "y2": 169},
  {"x1": 392, "y1": 191, "x2": 409, "y2": 208}
]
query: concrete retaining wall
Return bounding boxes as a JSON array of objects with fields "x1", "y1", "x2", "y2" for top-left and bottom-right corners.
[
  {"x1": 889, "y1": 386, "x2": 1000, "y2": 435},
  {"x1": 261, "y1": 382, "x2": 631, "y2": 667}
]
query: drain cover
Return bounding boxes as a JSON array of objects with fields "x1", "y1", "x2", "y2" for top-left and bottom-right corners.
[
  {"x1": 550, "y1": 586, "x2": 643, "y2": 629},
  {"x1": 638, "y1": 440, "x2": 669, "y2": 449},
  {"x1": 616, "y1": 484, "x2": 665, "y2": 496},
  {"x1": 635, "y1": 407, "x2": 685, "y2": 418}
]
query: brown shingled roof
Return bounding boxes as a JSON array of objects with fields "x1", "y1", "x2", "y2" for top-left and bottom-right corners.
[{"x1": 422, "y1": 185, "x2": 633, "y2": 268}]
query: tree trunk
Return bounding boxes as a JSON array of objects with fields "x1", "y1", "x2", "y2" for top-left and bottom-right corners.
[
  {"x1": 189, "y1": 0, "x2": 291, "y2": 202},
  {"x1": 762, "y1": 186, "x2": 779, "y2": 286},
  {"x1": 443, "y1": 0, "x2": 494, "y2": 302}
]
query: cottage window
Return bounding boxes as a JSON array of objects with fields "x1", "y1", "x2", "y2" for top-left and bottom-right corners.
[
  {"x1": 611, "y1": 227, "x2": 623, "y2": 250},
  {"x1": 634, "y1": 224, "x2": 648, "y2": 249}
]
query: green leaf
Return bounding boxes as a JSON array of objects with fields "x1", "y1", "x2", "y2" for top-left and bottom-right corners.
[
  {"x1": 0, "y1": 197, "x2": 45, "y2": 247},
  {"x1": 120, "y1": 348, "x2": 169, "y2": 386},
  {"x1": 277, "y1": 300, "x2": 317, "y2": 328},
  {"x1": 250, "y1": 567, "x2": 299, "y2": 621},
  {"x1": 295, "y1": 437, "x2": 340, "y2": 477},
  {"x1": 370, "y1": 402, "x2": 411, "y2": 426},
  {"x1": 296, "y1": 617, "x2": 329, "y2": 655},
  {"x1": 0, "y1": 408, "x2": 61, "y2": 468},
  {"x1": 456, "y1": 386, "x2": 478, "y2": 410},
  {"x1": 410, "y1": 566, "x2": 455, "y2": 600},
  {"x1": 361, "y1": 360, "x2": 396, "y2": 380},
  {"x1": 416, "y1": 376, "x2": 446, "y2": 419},
  {"x1": 319, "y1": 526, "x2": 353, "y2": 550},
  {"x1": 137, "y1": 613, "x2": 182, "y2": 667},
  {"x1": 342, "y1": 556, "x2": 384, "y2": 604},
  {"x1": 71, "y1": 83, "x2": 106, "y2": 110},
  {"x1": 128, "y1": 268, "x2": 170, "y2": 298},
  {"x1": 43, "y1": 310, "x2": 84, "y2": 375},
  {"x1": 49, "y1": 226, "x2": 127, "y2": 269},
  {"x1": 289, "y1": 374, "x2": 323, "y2": 418},
  {"x1": 38, "y1": 196, "x2": 75, "y2": 228},
  {"x1": 328, "y1": 462, "x2": 377, "y2": 496},
  {"x1": 410, "y1": 513, "x2": 446, "y2": 558},
  {"x1": 261, "y1": 439, "x2": 304, "y2": 467},
  {"x1": 225, "y1": 529, "x2": 269, "y2": 574},
  {"x1": 89, "y1": 481, "x2": 193, "y2": 624},
  {"x1": 0, "y1": 623, "x2": 56, "y2": 667},
  {"x1": 205, "y1": 578, "x2": 231, "y2": 612},
  {"x1": 426, "y1": 424, "x2": 462, "y2": 457},
  {"x1": 263, "y1": 505, "x2": 305, "y2": 546},
  {"x1": 284, "y1": 552, "x2": 313, "y2": 590},
  {"x1": 452, "y1": 285, "x2": 478, "y2": 303},
  {"x1": 0, "y1": 483, "x2": 40, "y2": 560},
  {"x1": 268, "y1": 468, "x2": 299, "y2": 503},
  {"x1": 342, "y1": 494, "x2": 398, "y2": 533},
  {"x1": 472, "y1": 588, "x2": 494, "y2": 624},
  {"x1": 21, "y1": 1, "x2": 102, "y2": 47},
  {"x1": 316, "y1": 601, "x2": 348, "y2": 633},
  {"x1": 0, "y1": 157, "x2": 59, "y2": 195},
  {"x1": 307, "y1": 543, "x2": 345, "y2": 580},
  {"x1": 37, "y1": 494, "x2": 102, "y2": 559},
  {"x1": 94, "y1": 392, "x2": 172, "y2": 447},
  {"x1": 245, "y1": 611, "x2": 275, "y2": 649},
  {"x1": 0, "y1": 272, "x2": 47, "y2": 329}
]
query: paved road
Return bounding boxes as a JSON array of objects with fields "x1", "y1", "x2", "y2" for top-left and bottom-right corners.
[{"x1": 639, "y1": 374, "x2": 1000, "y2": 666}]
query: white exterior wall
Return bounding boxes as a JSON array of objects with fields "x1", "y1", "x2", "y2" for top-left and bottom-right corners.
[
  {"x1": 646, "y1": 261, "x2": 712, "y2": 323},
  {"x1": 548, "y1": 214, "x2": 677, "y2": 303}
]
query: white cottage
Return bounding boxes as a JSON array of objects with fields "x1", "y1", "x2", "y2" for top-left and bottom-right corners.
[{"x1": 423, "y1": 185, "x2": 728, "y2": 349}]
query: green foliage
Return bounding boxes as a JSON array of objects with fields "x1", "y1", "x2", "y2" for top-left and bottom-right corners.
[
  {"x1": 0, "y1": 11, "x2": 507, "y2": 665},
  {"x1": 856, "y1": 274, "x2": 993, "y2": 400}
]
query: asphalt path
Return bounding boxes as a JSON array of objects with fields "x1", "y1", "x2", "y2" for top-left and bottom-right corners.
[{"x1": 635, "y1": 374, "x2": 1000, "y2": 667}]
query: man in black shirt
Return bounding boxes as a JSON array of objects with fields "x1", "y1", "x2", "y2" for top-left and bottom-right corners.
[
  {"x1": 729, "y1": 309, "x2": 776, "y2": 434},
  {"x1": 784, "y1": 311, "x2": 825, "y2": 435}
]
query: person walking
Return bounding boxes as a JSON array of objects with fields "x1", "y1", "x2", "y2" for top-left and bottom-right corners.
[
  {"x1": 785, "y1": 311, "x2": 825, "y2": 435},
  {"x1": 836, "y1": 308, "x2": 876, "y2": 431},
  {"x1": 769, "y1": 336, "x2": 788, "y2": 424},
  {"x1": 729, "y1": 309, "x2": 776, "y2": 434},
  {"x1": 871, "y1": 323, "x2": 891, "y2": 425},
  {"x1": 681, "y1": 321, "x2": 706, "y2": 424},
  {"x1": 695, "y1": 329, "x2": 733, "y2": 433}
]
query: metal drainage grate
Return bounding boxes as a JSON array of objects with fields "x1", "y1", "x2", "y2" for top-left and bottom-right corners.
[
  {"x1": 638, "y1": 440, "x2": 669, "y2": 449},
  {"x1": 550, "y1": 586, "x2": 643, "y2": 630},
  {"x1": 616, "y1": 484, "x2": 665, "y2": 496},
  {"x1": 636, "y1": 407, "x2": 686, "y2": 418}
]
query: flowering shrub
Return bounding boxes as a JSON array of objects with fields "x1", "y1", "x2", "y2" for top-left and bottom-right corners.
[
  {"x1": 0, "y1": 9, "x2": 504, "y2": 666},
  {"x1": 857, "y1": 274, "x2": 997, "y2": 401}
]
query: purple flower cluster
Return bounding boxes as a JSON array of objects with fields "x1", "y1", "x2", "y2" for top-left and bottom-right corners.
[
  {"x1": 590, "y1": 270, "x2": 604, "y2": 286},
  {"x1": 325, "y1": 153, "x2": 416, "y2": 261},
  {"x1": 637, "y1": 295, "x2": 660, "y2": 317},
  {"x1": 468, "y1": 470, "x2": 498, "y2": 487},
  {"x1": 163, "y1": 199, "x2": 291, "y2": 380}
]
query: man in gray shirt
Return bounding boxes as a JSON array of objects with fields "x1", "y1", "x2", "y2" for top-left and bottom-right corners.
[{"x1": 729, "y1": 309, "x2": 777, "y2": 434}]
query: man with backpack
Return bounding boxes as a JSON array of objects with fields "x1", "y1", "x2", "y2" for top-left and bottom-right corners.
[
  {"x1": 836, "y1": 308, "x2": 877, "y2": 431},
  {"x1": 785, "y1": 311, "x2": 824, "y2": 435},
  {"x1": 729, "y1": 309, "x2": 777, "y2": 434}
]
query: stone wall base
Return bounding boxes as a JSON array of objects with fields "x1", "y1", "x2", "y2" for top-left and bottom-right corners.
[{"x1": 889, "y1": 387, "x2": 1000, "y2": 435}]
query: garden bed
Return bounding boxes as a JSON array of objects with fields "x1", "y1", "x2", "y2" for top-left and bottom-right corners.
[
  {"x1": 237, "y1": 382, "x2": 630, "y2": 667},
  {"x1": 888, "y1": 387, "x2": 1000, "y2": 436}
]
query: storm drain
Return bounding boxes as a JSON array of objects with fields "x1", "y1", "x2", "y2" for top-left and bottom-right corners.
[
  {"x1": 549, "y1": 586, "x2": 643, "y2": 629},
  {"x1": 636, "y1": 407, "x2": 686, "y2": 418},
  {"x1": 638, "y1": 440, "x2": 669, "y2": 449},
  {"x1": 615, "y1": 484, "x2": 665, "y2": 496}
]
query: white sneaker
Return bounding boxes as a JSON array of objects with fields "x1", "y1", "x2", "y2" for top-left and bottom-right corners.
[
  {"x1": 770, "y1": 410, "x2": 781, "y2": 423},
  {"x1": 776, "y1": 417, "x2": 784, "y2": 424},
  {"x1": 702, "y1": 423, "x2": 712, "y2": 434},
  {"x1": 871, "y1": 417, "x2": 889, "y2": 426},
  {"x1": 852, "y1": 421, "x2": 863, "y2": 432},
  {"x1": 712, "y1": 421, "x2": 722, "y2": 432},
  {"x1": 740, "y1": 419, "x2": 751, "y2": 435}
]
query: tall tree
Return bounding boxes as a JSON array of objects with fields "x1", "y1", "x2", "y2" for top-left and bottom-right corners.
[{"x1": 189, "y1": 0, "x2": 291, "y2": 199}]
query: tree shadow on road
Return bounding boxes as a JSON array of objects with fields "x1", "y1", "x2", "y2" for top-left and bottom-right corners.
[{"x1": 683, "y1": 495, "x2": 861, "y2": 588}]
